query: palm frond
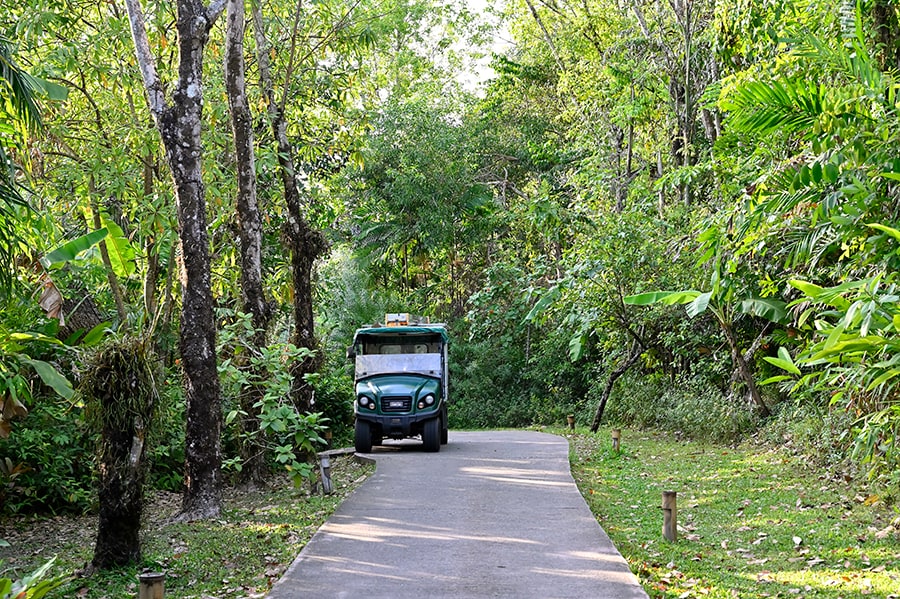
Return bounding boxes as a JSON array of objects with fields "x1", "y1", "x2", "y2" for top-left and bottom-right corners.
[
  {"x1": 0, "y1": 37, "x2": 43, "y2": 132},
  {"x1": 786, "y1": 221, "x2": 840, "y2": 271},
  {"x1": 722, "y1": 79, "x2": 825, "y2": 137}
]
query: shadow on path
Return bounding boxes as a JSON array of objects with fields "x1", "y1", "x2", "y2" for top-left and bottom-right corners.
[{"x1": 267, "y1": 430, "x2": 648, "y2": 599}]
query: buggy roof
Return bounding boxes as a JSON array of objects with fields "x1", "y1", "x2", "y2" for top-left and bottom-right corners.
[{"x1": 353, "y1": 325, "x2": 449, "y2": 344}]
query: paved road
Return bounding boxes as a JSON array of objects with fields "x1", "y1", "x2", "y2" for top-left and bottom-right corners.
[{"x1": 267, "y1": 430, "x2": 648, "y2": 598}]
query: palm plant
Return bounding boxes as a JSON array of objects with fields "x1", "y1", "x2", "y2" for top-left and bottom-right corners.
[
  {"x1": 0, "y1": 36, "x2": 43, "y2": 296},
  {"x1": 719, "y1": 3, "x2": 900, "y2": 486}
]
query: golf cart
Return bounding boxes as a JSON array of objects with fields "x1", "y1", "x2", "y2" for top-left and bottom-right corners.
[{"x1": 350, "y1": 313, "x2": 449, "y2": 453}]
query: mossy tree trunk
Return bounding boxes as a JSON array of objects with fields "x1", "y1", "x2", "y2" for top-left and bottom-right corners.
[
  {"x1": 225, "y1": 0, "x2": 271, "y2": 486},
  {"x1": 84, "y1": 339, "x2": 156, "y2": 570},
  {"x1": 93, "y1": 414, "x2": 147, "y2": 568},
  {"x1": 124, "y1": 0, "x2": 226, "y2": 520}
]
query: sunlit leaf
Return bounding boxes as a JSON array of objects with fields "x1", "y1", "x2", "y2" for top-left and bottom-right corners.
[
  {"x1": 624, "y1": 290, "x2": 701, "y2": 306},
  {"x1": 42, "y1": 228, "x2": 108, "y2": 269},
  {"x1": 100, "y1": 215, "x2": 137, "y2": 277},
  {"x1": 739, "y1": 297, "x2": 788, "y2": 323},
  {"x1": 18, "y1": 358, "x2": 74, "y2": 400},
  {"x1": 686, "y1": 291, "x2": 712, "y2": 318}
]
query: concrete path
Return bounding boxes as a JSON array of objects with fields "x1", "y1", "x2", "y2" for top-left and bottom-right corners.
[{"x1": 267, "y1": 430, "x2": 648, "y2": 598}]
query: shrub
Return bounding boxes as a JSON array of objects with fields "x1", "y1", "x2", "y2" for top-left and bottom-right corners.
[
  {"x1": 0, "y1": 556, "x2": 65, "y2": 598},
  {"x1": 146, "y1": 371, "x2": 185, "y2": 492},
  {"x1": 306, "y1": 350, "x2": 355, "y2": 446},
  {"x1": 601, "y1": 372, "x2": 759, "y2": 443},
  {"x1": 0, "y1": 402, "x2": 94, "y2": 514}
]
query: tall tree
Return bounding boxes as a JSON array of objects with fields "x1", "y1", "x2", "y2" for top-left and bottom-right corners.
[
  {"x1": 123, "y1": 0, "x2": 225, "y2": 519},
  {"x1": 250, "y1": 1, "x2": 327, "y2": 412},
  {"x1": 224, "y1": 0, "x2": 270, "y2": 484}
]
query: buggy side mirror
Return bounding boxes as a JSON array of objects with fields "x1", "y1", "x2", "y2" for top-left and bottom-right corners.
[{"x1": 346, "y1": 346, "x2": 356, "y2": 361}]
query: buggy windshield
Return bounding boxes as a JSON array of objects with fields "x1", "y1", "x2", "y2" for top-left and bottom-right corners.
[{"x1": 355, "y1": 353, "x2": 442, "y2": 379}]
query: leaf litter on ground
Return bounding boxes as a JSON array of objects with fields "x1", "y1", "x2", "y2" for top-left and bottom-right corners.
[
  {"x1": 563, "y1": 427, "x2": 900, "y2": 599},
  {"x1": 0, "y1": 454, "x2": 373, "y2": 598}
]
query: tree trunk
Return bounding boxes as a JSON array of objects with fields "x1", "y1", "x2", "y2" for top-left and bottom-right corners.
[
  {"x1": 142, "y1": 153, "x2": 160, "y2": 323},
  {"x1": 58, "y1": 288, "x2": 105, "y2": 341},
  {"x1": 251, "y1": 2, "x2": 327, "y2": 413},
  {"x1": 93, "y1": 416, "x2": 146, "y2": 569},
  {"x1": 225, "y1": 0, "x2": 270, "y2": 485},
  {"x1": 721, "y1": 322, "x2": 770, "y2": 418},
  {"x1": 88, "y1": 339, "x2": 154, "y2": 570},
  {"x1": 590, "y1": 342, "x2": 642, "y2": 432},
  {"x1": 124, "y1": 0, "x2": 225, "y2": 520},
  {"x1": 873, "y1": 0, "x2": 900, "y2": 72}
]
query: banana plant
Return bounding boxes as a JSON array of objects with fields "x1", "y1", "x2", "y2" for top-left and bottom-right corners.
[{"x1": 625, "y1": 240, "x2": 787, "y2": 417}]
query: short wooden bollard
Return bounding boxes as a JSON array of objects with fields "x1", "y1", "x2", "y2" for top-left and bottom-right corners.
[
  {"x1": 138, "y1": 572, "x2": 165, "y2": 599},
  {"x1": 319, "y1": 454, "x2": 334, "y2": 495},
  {"x1": 611, "y1": 429, "x2": 621, "y2": 452},
  {"x1": 566, "y1": 414, "x2": 575, "y2": 430},
  {"x1": 662, "y1": 491, "x2": 677, "y2": 542}
]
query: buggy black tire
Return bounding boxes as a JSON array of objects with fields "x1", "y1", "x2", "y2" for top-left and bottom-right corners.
[
  {"x1": 423, "y1": 417, "x2": 441, "y2": 452},
  {"x1": 355, "y1": 420, "x2": 373, "y2": 453}
]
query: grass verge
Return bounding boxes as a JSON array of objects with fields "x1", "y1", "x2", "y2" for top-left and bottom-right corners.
[
  {"x1": 0, "y1": 454, "x2": 373, "y2": 598},
  {"x1": 566, "y1": 427, "x2": 900, "y2": 599}
]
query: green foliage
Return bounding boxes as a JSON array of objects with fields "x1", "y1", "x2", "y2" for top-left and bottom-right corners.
[
  {"x1": 0, "y1": 326, "x2": 74, "y2": 438},
  {"x1": 765, "y1": 402, "x2": 857, "y2": 472},
  {"x1": 217, "y1": 311, "x2": 328, "y2": 486},
  {"x1": 305, "y1": 353, "x2": 354, "y2": 445},
  {"x1": 601, "y1": 372, "x2": 759, "y2": 443},
  {"x1": 0, "y1": 557, "x2": 65, "y2": 599},
  {"x1": 0, "y1": 401, "x2": 94, "y2": 514},
  {"x1": 41, "y1": 228, "x2": 109, "y2": 269},
  {"x1": 145, "y1": 370, "x2": 185, "y2": 492},
  {"x1": 716, "y1": 1, "x2": 900, "y2": 491}
]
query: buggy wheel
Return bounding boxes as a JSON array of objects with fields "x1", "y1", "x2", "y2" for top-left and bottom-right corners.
[
  {"x1": 422, "y1": 417, "x2": 441, "y2": 452},
  {"x1": 354, "y1": 420, "x2": 373, "y2": 453}
]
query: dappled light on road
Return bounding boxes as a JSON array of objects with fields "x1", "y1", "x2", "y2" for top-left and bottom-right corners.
[
  {"x1": 459, "y1": 465, "x2": 571, "y2": 488},
  {"x1": 322, "y1": 516, "x2": 541, "y2": 546},
  {"x1": 268, "y1": 431, "x2": 648, "y2": 598}
]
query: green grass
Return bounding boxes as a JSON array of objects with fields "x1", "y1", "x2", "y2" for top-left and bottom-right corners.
[
  {"x1": 564, "y1": 427, "x2": 900, "y2": 599},
  {"x1": 0, "y1": 455, "x2": 373, "y2": 598}
]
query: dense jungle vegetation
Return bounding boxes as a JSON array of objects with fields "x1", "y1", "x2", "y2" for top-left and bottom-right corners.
[{"x1": 1, "y1": 0, "x2": 900, "y2": 578}]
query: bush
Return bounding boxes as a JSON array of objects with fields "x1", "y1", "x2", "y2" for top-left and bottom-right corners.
[
  {"x1": 0, "y1": 556, "x2": 65, "y2": 598},
  {"x1": 306, "y1": 350, "x2": 355, "y2": 447},
  {"x1": 601, "y1": 372, "x2": 759, "y2": 443},
  {"x1": 146, "y1": 370, "x2": 185, "y2": 492},
  {"x1": 448, "y1": 337, "x2": 534, "y2": 429},
  {"x1": 764, "y1": 402, "x2": 856, "y2": 471},
  {"x1": 0, "y1": 402, "x2": 95, "y2": 514}
]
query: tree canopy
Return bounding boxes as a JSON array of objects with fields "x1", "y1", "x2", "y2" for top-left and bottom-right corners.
[{"x1": 1, "y1": 0, "x2": 899, "y2": 526}]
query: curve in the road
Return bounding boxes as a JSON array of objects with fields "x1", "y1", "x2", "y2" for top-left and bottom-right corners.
[{"x1": 267, "y1": 430, "x2": 648, "y2": 599}]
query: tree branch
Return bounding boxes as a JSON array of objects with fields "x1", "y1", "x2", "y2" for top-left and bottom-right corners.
[
  {"x1": 207, "y1": 0, "x2": 227, "y2": 23},
  {"x1": 123, "y1": 0, "x2": 166, "y2": 119},
  {"x1": 524, "y1": 0, "x2": 566, "y2": 73}
]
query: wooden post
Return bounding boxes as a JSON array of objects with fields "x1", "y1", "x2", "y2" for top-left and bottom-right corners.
[
  {"x1": 611, "y1": 429, "x2": 621, "y2": 452},
  {"x1": 566, "y1": 414, "x2": 575, "y2": 430},
  {"x1": 319, "y1": 454, "x2": 333, "y2": 495},
  {"x1": 138, "y1": 572, "x2": 165, "y2": 599},
  {"x1": 662, "y1": 491, "x2": 677, "y2": 542}
]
